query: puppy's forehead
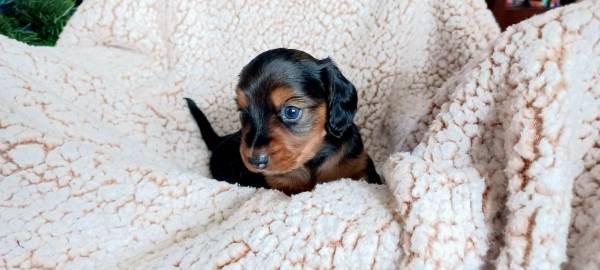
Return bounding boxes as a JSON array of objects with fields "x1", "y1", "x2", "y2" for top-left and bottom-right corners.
[
  {"x1": 236, "y1": 50, "x2": 328, "y2": 111},
  {"x1": 238, "y1": 49, "x2": 318, "y2": 86},
  {"x1": 239, "y1": 66, "x2": 322, "y2": 99},
  {"x1": 237, "y1": 85, "x2": 300, "y2": 109},
  {"x1": 239, "y1": 59, "x2": 306, "y2": 91}
]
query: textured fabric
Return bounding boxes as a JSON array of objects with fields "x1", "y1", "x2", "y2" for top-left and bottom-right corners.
[
  {"x1": 384, "y1": 1, "x2": 600, "y2": 269},
  {"x1": 0, "y1": 0, "x2": 598, "y2": 269}
]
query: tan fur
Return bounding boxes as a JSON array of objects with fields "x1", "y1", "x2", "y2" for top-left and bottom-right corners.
[
  {"x1": 235, "y1": 88, "x2": 249, "y2": 109},
  {"x1": 240, "y1": 104, "x2": 327, "y2": 175},
  {"x1": 270, "y1": 87, "x2": 297, "y2": 107},
  {"x1": 238, "y1": 86, "x2": 369, "y2": 193},
  {"x1": 265, "y1": 167, "x2": 313, "y2": 195},
  {"x1": 315, "y1": 150, "x2": 369, "y2": 183},
  {"x1": 264, "y1": 150, "x2": 370, "y2": 194}
]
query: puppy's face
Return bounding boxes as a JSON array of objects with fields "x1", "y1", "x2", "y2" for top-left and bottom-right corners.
[{"x1": 236, "y1": 49, "x2": 357, "y2": 175}]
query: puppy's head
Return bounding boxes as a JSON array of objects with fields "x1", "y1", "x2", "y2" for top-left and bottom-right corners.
[{"x1": 236, "y1": 48, "x2": 357, "y2": 175}]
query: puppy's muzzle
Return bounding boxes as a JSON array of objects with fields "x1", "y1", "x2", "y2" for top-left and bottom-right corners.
[{"x1": 248, "y1": 153, "x2": 269, "y2": 169}]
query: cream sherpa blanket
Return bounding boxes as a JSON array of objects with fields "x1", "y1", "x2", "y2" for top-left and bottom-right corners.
[{"x1": 1, "y1": 0, "x2": 599, "y2": 269}]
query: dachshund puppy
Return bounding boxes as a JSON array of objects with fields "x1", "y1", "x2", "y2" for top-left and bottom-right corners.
[{"x1": 185, "y1": 48, "x2": 381, "y2": 194}]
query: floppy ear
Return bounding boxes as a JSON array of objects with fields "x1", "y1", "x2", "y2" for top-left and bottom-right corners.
[{"x1": 319, "y1": 58, "x2": 358, "y2": 138}]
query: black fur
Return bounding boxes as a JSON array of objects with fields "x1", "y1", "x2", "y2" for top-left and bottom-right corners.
[
  {"x1": 237, "y1": 49, "x2": 327, "y2": 147},
  {"x1": 185, "y1": 48, "x2": 381, "y2": 192},
  {"x1": 319, "y1": 58, "x2": 358, "y2": 138},
  {"x1": 185, "y1": 98, "x2": 267, "y2": 188}
]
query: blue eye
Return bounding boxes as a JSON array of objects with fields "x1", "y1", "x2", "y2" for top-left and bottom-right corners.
[{"x1": 281, "y1": 106, "x2": 302, "y2": 121}]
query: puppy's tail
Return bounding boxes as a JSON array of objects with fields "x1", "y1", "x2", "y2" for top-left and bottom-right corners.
[{"x1": 184, "y1": 98, "x2": 221, "y2": 151}]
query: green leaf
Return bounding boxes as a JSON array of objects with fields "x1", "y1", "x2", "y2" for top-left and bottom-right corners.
[
  {"x1": 13, "y1": 0, "x2": 76, "y2": 45},
  {"x1": 0, "y1": 14, "x2": 42, "y2": 44}
]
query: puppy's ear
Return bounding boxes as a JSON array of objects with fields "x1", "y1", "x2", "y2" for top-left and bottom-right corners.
[{"x1": 319, "y1": 58, "x2": 357, "y2": 138}]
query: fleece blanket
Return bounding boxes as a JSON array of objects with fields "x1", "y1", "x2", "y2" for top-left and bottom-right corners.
[{"x1": 1, "y1": 0, "x2": 599, "y2": 268}]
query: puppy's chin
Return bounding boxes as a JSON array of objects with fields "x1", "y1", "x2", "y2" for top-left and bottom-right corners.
[
  {"x1": 250, "y1": 166, "x2": 300, "y2": 176},
  {"x1": 250, "y1": 168, "x2": 288, "y2": 176}
]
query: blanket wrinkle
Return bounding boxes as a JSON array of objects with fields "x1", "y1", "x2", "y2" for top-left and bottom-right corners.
[
  {"x1": 2, "y1": 0, "x2": 600, "y2": 269},
  {"x1": 384, "y1": 1, "x2": 600, "y2": 269}
]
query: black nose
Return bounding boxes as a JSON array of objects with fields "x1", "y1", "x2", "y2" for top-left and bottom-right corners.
[{"x1": 248, "y1": 153, "x2": 269, "y2": 169}]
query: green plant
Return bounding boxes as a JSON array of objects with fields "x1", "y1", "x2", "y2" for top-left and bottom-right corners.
[{"x1": 0, "y1": 0, "x2": 78, "y2": 46}]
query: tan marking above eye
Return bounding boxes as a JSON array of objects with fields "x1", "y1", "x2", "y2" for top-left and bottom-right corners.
[
  {"x1": 284, "y1": 98, "x2": 308, "y2": 108},
  {"x1": 236, "y1": 88, "x2": 249, "y2": 109},
  {"x1": 270, "y1": 87, "x2": 297, "y2": 108}
]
